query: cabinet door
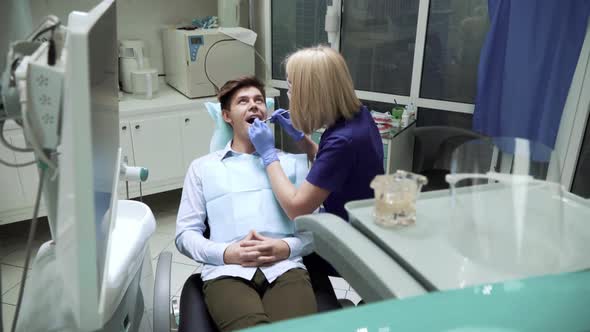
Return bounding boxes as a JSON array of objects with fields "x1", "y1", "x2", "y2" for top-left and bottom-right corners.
[
  {"x1": 0, "y1": 135, "x2": 27, "y2": 210},
  {"x1": 180, "y1": 110, "x2": 215, "y2": 171},
  {"x1": 11, "y1": 134, "x2": 40, "y2": 207},
  {"x1": 118, "y1": 121, "x2": 138, "y2": 198},
  {"x1": 120, "y1": 121, "x2": 135, "y2": 166},
  {"x1": 130, "y1": 115, "x2": 184, "y2": 184}
]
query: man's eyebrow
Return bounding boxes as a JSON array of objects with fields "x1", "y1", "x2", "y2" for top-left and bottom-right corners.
[{"x1": 235, "y1": 94, "x2": 263, "y2": 100}]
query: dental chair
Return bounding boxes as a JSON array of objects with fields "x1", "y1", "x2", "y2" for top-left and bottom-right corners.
[
  {"x1": 154, "y1": 221, "x2": 344, "y2": 332},
  {"x1": 413, "y1": 126, "x2": 485, "y2": 191},
  {"x1": 153, "y1": 99, "x2": 346, "y2": 331}
]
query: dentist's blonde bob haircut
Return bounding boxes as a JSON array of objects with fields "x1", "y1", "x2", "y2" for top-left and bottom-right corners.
[{"x1": 286, "y1": 45, "x2": 361, "y2": 134}]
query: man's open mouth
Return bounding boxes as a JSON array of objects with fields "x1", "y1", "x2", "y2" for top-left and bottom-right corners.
[{"x1": 245, "y1": 115, "x2": 261, "y2": 124}]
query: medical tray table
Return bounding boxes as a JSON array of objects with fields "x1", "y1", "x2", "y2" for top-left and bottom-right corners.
[{"x1": 345, "y1": 185, "x2": 590, "y2": 292}]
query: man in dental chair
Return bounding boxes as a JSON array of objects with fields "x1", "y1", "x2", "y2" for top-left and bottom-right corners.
[{"x1": 175, "y1": 76, "x2": 317, "y2": 331}]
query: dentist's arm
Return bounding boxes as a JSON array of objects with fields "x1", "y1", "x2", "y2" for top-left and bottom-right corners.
[
  {"x1": 249, "y1": 119, "x2": 330, "y2": 220},
  {"x1": 271, "y1": 109, "x2": 318, "y2": 162},
  {"x1": 266, "y1": 164, "x2": 329, "y2": 220}
]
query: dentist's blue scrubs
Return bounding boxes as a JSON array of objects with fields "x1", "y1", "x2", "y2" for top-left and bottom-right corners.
[{"x1": 307, "y1": 106, "x2": 384, "y2": 220}]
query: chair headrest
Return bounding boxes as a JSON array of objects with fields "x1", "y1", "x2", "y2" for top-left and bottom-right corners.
[{"x1": 205, "y1": 98, "x2": 275, "y2": 152}]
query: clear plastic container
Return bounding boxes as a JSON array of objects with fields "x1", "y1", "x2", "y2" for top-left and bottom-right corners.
[
  {"x1": 130, "y1": 68, "x2": 159, "y2": 99},
  {"x1": 370, "y1": 170, "x2": 428, "y2": 227},
  {"x1": 445, "y1": 137, "x2": 570, "y2": 275}
]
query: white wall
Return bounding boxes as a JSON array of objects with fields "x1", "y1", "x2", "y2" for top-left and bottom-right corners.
[{"x1": 24, "y1": 0, "x2": 217, "y2": 74}]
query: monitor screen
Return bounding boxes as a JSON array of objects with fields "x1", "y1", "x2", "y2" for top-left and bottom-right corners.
[
  {"x1": 191, "y1": 36, "x2": 203, "y2": 45},
  {"x1": 87, "y1": 0, "x2": 118, "y2": 288},
  {"x1": 59, "y1": 0, "x2": 119, "y2": 310}
]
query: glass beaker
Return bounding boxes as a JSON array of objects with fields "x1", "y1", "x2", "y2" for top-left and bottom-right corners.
[
  {"x1": 445, "y1": 137, "x2": 567, "y2": 275},
  {"x1": 370, "y1": 170, "x2": 428, "y2": 227}
]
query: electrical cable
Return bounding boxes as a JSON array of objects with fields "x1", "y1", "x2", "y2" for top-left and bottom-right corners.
[
  {"x1": 204, "y1": 39, "x2": 234, "y2": 93},
  {"x1": 0, "y1": 120, "x2": 37, "y2": 167},
  {"x1": 10, "y1": 167, "x2": 47, "y2": 332},
  {"x1": 0, "y1": 120, "x2": 34, "y2": 153},
  {"x1": 47, "y1": 38, "x2": 57, "y2": 66},
  {"x1": 28, "y1": 18, "x2": 61, "y2": 42},
  {"x1": 204, "y1": 38, "x2": 275, "y2": 93},
  {"x1": 0, "y1": 157, "x2": 36, "y2": 168},
  {"x1": 139, "y1": 182, "x2": 143, "y2": 202}
]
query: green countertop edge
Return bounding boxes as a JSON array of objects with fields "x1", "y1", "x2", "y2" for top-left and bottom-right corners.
[{"x1": 244, "y1": 270, "x2": 590, "y2": 332}]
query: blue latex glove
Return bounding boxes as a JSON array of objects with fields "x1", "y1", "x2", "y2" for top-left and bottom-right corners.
[
  {"x1": 270, "y1": 109, "x2": 305, "y2": 142},
  {"x1": 248, "y1": 118, "x2": 279, "y2": 167}
]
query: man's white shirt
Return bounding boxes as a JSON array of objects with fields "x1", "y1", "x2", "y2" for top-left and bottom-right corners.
[{"x1": 175, "y1": 142, "x2": 313, "y2": 283}]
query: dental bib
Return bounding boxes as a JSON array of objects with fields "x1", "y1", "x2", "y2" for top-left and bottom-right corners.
[{"x1": 201, "y1": 152, "x2": 308, "y2": 242}]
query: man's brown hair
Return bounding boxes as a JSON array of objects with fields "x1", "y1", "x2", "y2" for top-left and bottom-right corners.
[{"x1": 217, "y1": 76, "x2": 266, "y2": 112}]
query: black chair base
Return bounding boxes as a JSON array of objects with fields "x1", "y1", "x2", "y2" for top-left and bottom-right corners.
[
  {"x1": 178, "y1": 253, "x2": 343, "y2": 332},
  {"x1": 178, "y1": 274, "x2": 217, "y2": 332}
]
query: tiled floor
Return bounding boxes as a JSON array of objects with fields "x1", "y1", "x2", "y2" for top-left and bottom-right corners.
[
  {"x1": 1, "y1": 217, "x2": 52, "y2": 332},
  {"x1": 1, "y1": 190, "x2": 361, "y2": 331}
]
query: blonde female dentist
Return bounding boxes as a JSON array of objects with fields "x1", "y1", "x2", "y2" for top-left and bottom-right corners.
[{"x1": 248, "y1": 45, "x2": 384, "y2": 223}]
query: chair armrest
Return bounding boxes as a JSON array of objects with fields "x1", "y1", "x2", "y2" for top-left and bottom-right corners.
[
  {"x1": 296, "y1": 214, "x2": 426, "y2": 302},
  {"x1": 153, "y1": 251, "x2": 172, "y2": 332}
]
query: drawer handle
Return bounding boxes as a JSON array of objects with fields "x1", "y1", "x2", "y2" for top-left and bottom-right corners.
[
  {"x1": 185, "y1": 118, "x2": 190, "y2": 123},
  {"x1": 135, "y1": 125, "x2": 140, "y2": 130},
  {"x1": 122, "y1": 125, "x2": 127, "y2": 130}
]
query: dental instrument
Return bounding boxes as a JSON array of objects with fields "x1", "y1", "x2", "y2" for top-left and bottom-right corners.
[{"x1": 262, "y1": 109, "x2": 289, "y2": 123}]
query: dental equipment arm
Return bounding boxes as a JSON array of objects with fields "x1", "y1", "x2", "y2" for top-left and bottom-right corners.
[
  {"x1": 283, "y1": 231, "x2": 314, "y2": 258},
  {"x1": 295, "y1": 213, "x2": 426, "y2": 302},
  {"x1": 0, "y1": 17, "x2": 67, "y2": 331}
]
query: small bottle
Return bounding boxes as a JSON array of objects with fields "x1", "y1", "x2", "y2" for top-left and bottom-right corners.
[
  {"x1": 401, "y1": 106, "x2": 409, "y2": 128},
  {"x1": 409, "y1": 102, "x2": 416, "y2": 121},
  {"x1": 391, "y1": 106, "x2": 404, "y2": 129}
]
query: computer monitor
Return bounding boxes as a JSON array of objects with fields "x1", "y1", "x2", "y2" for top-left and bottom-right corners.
[{"x1": 55, "y1": 0, "x2": 118, "y2": 328}]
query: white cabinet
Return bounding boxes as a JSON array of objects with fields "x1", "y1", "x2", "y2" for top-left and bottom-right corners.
[
  {"x1": 11, "y1": 134, "x2": 40, "y2": 207},
  {"x1": 180, "y1": 112, "x2": 215, "y2": 172},
  {"x1": 117, "y1": 107, "x2": 215, "y2": 198},
  {"x1": 119, "y1": 122, "x2": 135, "y2": 166},
  {"x1": 129, "y1": 115, "x2": 185, "y2": 185},
  {"x1": 0, "y1": 137, "x2": 26, "y2": 210},
  {"x1": 0, "y1": 129, "x2": 44, "y2": 224},
  {"x1": 114, "y1": 82, "x2": 278, "y2": 199}
]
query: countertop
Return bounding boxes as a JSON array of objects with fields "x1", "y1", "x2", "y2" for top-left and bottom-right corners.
[{"x1": 119, "y1": 77, "x2": 280, "y2": 116}]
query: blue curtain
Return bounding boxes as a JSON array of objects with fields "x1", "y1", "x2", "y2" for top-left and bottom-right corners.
[{"x1": 473, "y1": 0, "x2": 590, "y2": 149}]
